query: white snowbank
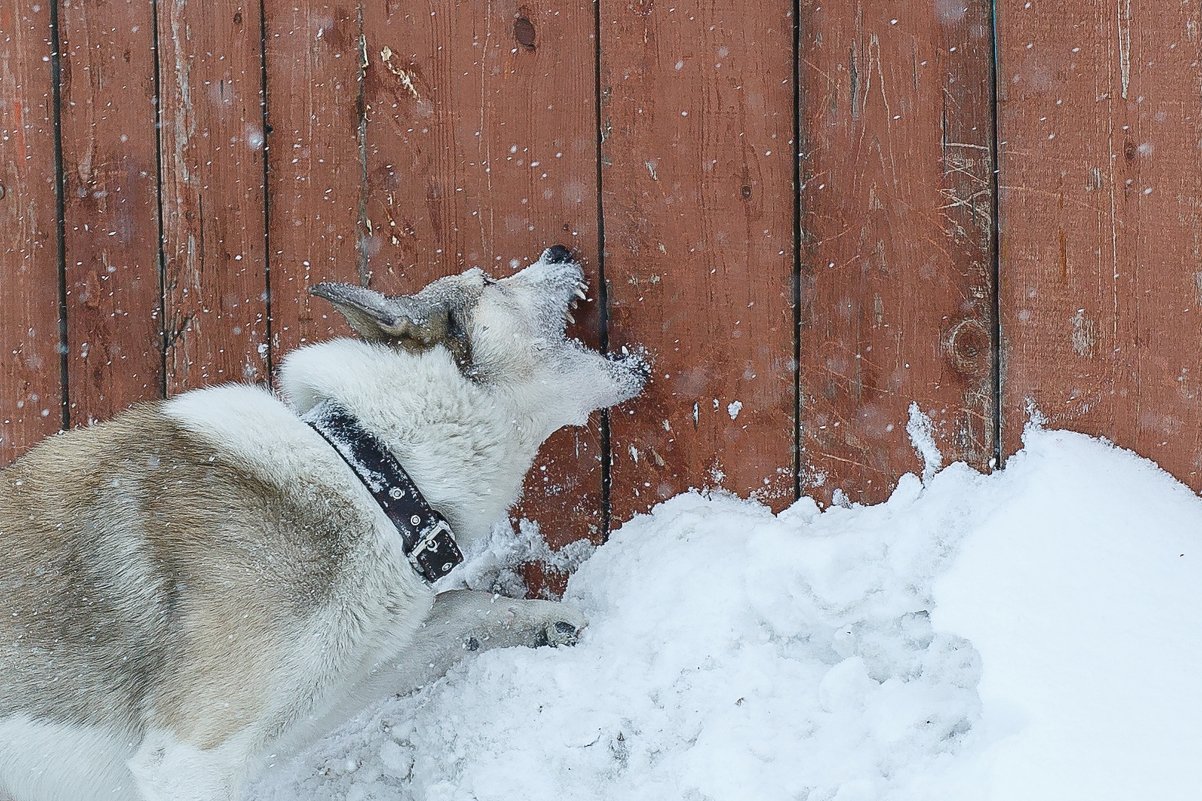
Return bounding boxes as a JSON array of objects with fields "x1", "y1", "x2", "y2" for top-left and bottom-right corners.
[{"x1": 249, "y1": 429, "x2": 1202, "y2": 801}]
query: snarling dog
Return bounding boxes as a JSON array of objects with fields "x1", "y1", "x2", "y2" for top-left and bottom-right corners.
[{"x1": 0, "y1": 246, "x2": 646, "y2": 801}]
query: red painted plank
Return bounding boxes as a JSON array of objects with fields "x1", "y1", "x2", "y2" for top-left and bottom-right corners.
[
  {"x1": 359, "y1": 1, "x2": 604, "y2": 556},
  {"x1": 998, "y1": 0, "x2": 1202, "y2": 488},
  {"x1": 0, "y1": 2, "x2": 64, "y2": 463},
  {"x1": 601, "y1": 1, "x2": 798, "y2": 519},
  {"x1": 264, "y1": 1, "x2": 363, "y2": 358},
  {"x1": 360, "y1": 2, "x2": 598, "y2": 281},
  {"x1": 157, "y1": 0, "x2": 269, "y2": 392},
  {"x1": 797, "y1": 0, "x2": 997, "y2": 503},
  {"x1": 59, "y1": 0, "x2": 163, "y2": 424}
]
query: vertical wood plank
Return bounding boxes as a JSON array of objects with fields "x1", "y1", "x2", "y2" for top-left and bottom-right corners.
[
  {"x1": 0, "y1": 2, "x2": 63, "y2": 463},
  {"x1": 998, "y1": 1, "x2": 1202, "y2": 489},
  {"x1": 157, "y1": 0, "x2": 269, "y2": 392},
  {"x1": 360, "y1": 2, "x2": 604, "y2": 553},
  {"x1": 601, "y1": 1, "x2": 797, "y2": 519},
  {"x1": 360, "y1": 1, "x2": 598, "y2": 279},
  {"x1": 797, "y1": 0, "x2": 997, "y2": 503},
  {"x1": 59, "y1": 0, "x2": 163, "y2": 424},
  {"x1": 263, "y1": 1, "x2": 363, "y2": 358}
]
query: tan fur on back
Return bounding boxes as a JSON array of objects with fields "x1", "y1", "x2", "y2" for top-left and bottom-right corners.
[{"x1": 0, "y1": 403, "x2": 386, "y2": 747}]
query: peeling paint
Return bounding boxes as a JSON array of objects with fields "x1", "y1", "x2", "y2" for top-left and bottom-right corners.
[
  {"x1": 1071, "y1": 308, "x2": 1097, "y2": 357},
  {"x1": 1117, "y1": 0, "x2": 1132, "y2": 99},
  {"x1": 170, "y1": 0, "x2": 196, "y2": 186},
  {"x1": 380, "y1": 46, "x2": 420, "y2": 100}
]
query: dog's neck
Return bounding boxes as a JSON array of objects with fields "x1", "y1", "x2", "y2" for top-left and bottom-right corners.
[
  {"x1": 303, "y1": 401, "x2": 464, "y2": 582},
  {"x1": 278, "y1": 339, "x2": 549, "y2": 545}
]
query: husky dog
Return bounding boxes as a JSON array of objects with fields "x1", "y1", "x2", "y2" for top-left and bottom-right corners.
[{"x1": 0, "y1": 246, "x2": 646, "y2": 801}]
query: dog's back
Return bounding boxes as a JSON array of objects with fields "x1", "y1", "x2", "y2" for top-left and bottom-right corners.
[
  {"x1": 1, "y1": 406, "x2": 176, "y2": 727},
  {"x1": 0, "y1": 398, "x2": 406, "y2": 799},
  {"x1": 0, "y1": 406, "x2": 181, "y2": 797}
]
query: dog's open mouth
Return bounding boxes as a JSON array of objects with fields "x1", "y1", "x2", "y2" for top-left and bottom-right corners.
[
  {"x1": 564, "y1": 279, "x2": 588, "y2": 325},
  {"x1": 509, "y1": 254, "x2": 591, "y2": 338}
]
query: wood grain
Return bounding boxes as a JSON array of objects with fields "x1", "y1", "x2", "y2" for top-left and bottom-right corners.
[
  {"x1": 59, "y1": 0, "x2": 163, "y2": 424},
  {"x1": 10, "y1": 0, "x2": 1202, "y2": 545},
  {"x1": 797, "y1": 0, "x2": 997, "y2": 503},
  {"x1": 264, "y1": 1, "x2": 363, "y2": 358},
  {"x1": 998, "y1": 0, "x2": 1202, "y2": 489},
  {"x1": 601, "y1": 0, "x2": 797, "y2": 520},
  {"x1": 157, "y1": 0, "x2": 269, "y2": 392},
  {"x1": 360, "y1": 1, "x2": 604, "y2": 552},
  {"x1": 0, "y1": 2, "x2": 64, "y2": 463}
]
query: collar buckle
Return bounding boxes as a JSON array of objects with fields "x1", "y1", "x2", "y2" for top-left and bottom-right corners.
[{"x1": 407, "y1": 518, "x2": 464, "y2": 582}]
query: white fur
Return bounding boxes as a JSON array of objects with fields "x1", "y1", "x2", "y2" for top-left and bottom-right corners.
[
  {"x1": 128, "y1": 731, "x2": 251, "y2": 801},
  {"x1": 0, "y1": 716, "x2": 136, "y2": 801}
]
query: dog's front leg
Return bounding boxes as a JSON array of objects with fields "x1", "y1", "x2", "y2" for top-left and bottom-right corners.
[
  {"x1": 389, "y1": 589, "x2": 588, "y2": 694},
  {"x1": 128, "y1": 733, "x2": 246, "y2": 801},
  {"x1": 291, "y1": 591, "x2": 586, "y2": 755}
]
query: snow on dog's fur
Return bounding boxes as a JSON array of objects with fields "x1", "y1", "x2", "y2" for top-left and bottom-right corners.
[{"x1": 0, "y1": 247, "x2": 646, "y2": 801}]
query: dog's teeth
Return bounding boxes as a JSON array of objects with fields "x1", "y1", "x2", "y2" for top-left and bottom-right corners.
[
  {"x1": 570, "y1": 300, "x2": 578, "y2": 310},
  {"x1": 565, "y1": 312, "x2": 576, "y2": 324},
  {"x1": 574, "y1": 287, "x2": 587, "y2": 300}
]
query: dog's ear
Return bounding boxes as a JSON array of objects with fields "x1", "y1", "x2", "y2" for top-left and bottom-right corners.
[{"x1": 309, "y1": 282, "x2": 450, "y2": 350}]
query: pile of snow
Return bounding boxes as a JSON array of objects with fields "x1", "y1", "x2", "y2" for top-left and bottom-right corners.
[{"x1": 249, "y1": 428, "x2": 1202, "y2": 801}]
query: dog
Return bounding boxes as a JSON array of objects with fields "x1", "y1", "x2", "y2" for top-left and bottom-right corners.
[{"x1": 0, "y1": 246, "x2": 646, "y2": 801}]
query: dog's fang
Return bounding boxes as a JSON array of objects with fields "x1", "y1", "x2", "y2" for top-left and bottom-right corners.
[
  {"x1": 574, "y1": 287, "x2": 587, "y2": 300},
  {"x1": 565, "y1": 312, "x2": 576, "y2": 324}
]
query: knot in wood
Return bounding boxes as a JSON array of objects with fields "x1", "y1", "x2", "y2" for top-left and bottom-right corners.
[
  {"x1": 514, "y1": 17, "x2": 536, "y2": 49},
  {"x1": 947, "y1": 318, "x2": 990, "y2": 378}
]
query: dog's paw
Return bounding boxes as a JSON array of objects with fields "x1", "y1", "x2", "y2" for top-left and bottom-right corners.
[
  {"x1": 528, "y1": 602, "x2": 588, "y2": 648},
  {"x1": 534, "y1": 619, "x2": 583, "y2": 648}
]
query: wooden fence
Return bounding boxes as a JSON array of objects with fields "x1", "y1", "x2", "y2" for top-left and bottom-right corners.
[{"x1": 3, "y1": 0, "x2": 1201, "y2": 553}]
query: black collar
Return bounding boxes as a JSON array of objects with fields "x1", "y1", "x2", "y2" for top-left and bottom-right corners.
[{"x1": 304, "y1": 401, "x2": 464, "y2": 583}]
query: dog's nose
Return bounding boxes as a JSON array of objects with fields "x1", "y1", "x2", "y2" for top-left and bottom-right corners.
[{"x1": 543, "y1": 244, "x2": 574, "y2": 264}]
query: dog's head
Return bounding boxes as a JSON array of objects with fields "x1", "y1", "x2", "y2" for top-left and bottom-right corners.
[{"x1": 309, "y1": 246, "x2": 647, "y2": 430}]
